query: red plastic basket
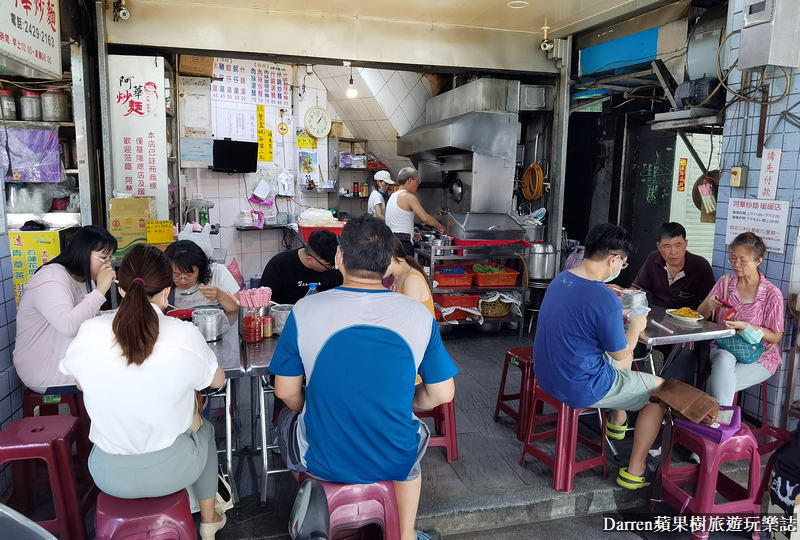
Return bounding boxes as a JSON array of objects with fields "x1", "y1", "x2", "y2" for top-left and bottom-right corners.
[
  {"x1": 433, "y1": 266, "x2": 474, "y2": 287},
  {"x1": 297, "y1": 221, "x2": 345, "y2": 242},
  {"x1": 469, "y1": 263, "x2": 519, "y2": 287},
  {"x1": 433, "y1": 293, "x2": 480, "y2": 309}
]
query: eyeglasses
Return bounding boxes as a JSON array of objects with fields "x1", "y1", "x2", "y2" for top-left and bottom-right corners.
[
  {"x1": 92, "y1": 254, "x2": 116, "y2": 264},
  {"x1": 621, "y1": 262, "x2": 629, "y2": 270},
  {"x1": 172, "y1": 270, "x2": 199, "y2": 282},
  {"x1": 308, "y1": 253, "x2": 333, "y2": 270},
  {"x1": 728, "y1": 256, "x2": 755, "y2": 267}
]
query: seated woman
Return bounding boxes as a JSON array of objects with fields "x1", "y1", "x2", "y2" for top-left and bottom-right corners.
[
  {"x1": 386, "y1": 236, "x2": 434, "y2": 316},
  {"x1": 14, "y1": 225, "x2": 117, "y2": 394},
  {"x1": 697, "y1": 231, "x2": 784, "y2": 406},
  {"x1": 165, "y1": 240, "x2": 240, "y2": 312},
  {"x1": 533, "y1": 223, "x2": 665, "y2": 490},
  {"x1": 60, "y1": 245, "x2": 227, "y2": 540}
]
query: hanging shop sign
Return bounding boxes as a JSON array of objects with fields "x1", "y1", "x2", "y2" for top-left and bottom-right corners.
[
  {"x1": 108, "y1": 55, "x2": 169, "y2": 220},
  {"x1": 0, "y1": 0, "x2": 61, "y2": 79},
  {"x1": 725, "y1": 198, "x2": 789, "y2": 254},
  {"x1": 757, "y1": 149, "x2": 781, "y2": 200},
  {"x1": 677, "y1": 158, "x2": 687, "y2": 192}
]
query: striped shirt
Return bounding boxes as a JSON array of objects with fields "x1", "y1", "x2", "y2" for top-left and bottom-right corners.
[{"x1": 709, "y1": 273, "x2": 785, "y2": 374}]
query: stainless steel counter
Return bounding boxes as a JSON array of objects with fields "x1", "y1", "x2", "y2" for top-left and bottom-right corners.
[
  {"x1": 205, "y1": 313, "x2": 278, "y2": 378},
  {"x1": 639, "y1": 306, "x2": 735, "y2": 347}
]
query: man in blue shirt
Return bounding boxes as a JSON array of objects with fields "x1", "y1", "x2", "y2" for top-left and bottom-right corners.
[
  {"x1": 534, "y1": 223, "x2": 666, "y2": 489},
  {"x1": 272, "y1": 215, "x2": 458, "y2": 540}
]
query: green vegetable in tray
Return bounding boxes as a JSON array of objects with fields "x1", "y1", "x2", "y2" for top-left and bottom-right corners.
[{"x1": 473, "y1": 264, "x2": 504, "y2": 274}]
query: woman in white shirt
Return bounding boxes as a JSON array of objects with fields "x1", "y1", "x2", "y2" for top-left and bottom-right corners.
[
  {"x1": 367, "y1": 170, "x2": 395, "y2": 222},
  {"x1": 165, "y1": 240, "x2": 240, "y2": 312},
  {"x1": 60, "y1": 245, "x2": 228, "y2": 540}
]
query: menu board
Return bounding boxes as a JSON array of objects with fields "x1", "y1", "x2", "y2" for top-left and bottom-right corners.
[{"x1": 725, "y1": 198, "x2": 789, "y2": 254}]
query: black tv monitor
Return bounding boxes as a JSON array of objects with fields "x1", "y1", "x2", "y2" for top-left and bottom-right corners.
[{"x1": 210, "y1": 139, "x2": 258, "y2": 173}]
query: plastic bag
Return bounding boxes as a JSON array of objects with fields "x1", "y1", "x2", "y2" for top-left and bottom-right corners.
[
  {"x1": 227, "y1": 258, "x2": 243, "y2": 287},
  {"x1": 299, "y1": 207, "x2": 337, "y2": 227},
  {"x1": 277, "y1": 169, "x2": 295, "y2": 197},
  {"x1": 178, "y1": 223, "x2": 213, "y2": 257}
]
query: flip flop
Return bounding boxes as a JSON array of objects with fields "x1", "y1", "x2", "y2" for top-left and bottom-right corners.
[
  {"x1": 606, "y1": 419, "x2": 628, "y2": 440},
  {"x1": 616, "y1": 467, "x2": 651, "y2": 490}
]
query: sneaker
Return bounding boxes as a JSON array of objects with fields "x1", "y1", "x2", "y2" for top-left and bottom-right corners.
[
  {"x1": 270, "y1": 424, "x2": 281, "y2": 454},
  {"x1": 415, "y1": 530, "x2": 442, "y2": 540}
]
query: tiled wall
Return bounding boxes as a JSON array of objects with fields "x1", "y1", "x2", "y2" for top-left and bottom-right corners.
[
  {"x1": 184, "y1": 70, "x2": 332, "y2": 280},
  {"x1": 715, "y1": 0, "x2": 800, "y2": 426},
  {"x1": 0, "y1": 192, "x2": 22, "y2": 494}
]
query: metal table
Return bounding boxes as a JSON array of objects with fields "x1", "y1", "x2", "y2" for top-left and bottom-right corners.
[
  {"x1": 637, "y1": 305, "x2": 735, "y2": 375},
  {"x1": 206, "y1": 314, "x2": 286, "y2": 505}
]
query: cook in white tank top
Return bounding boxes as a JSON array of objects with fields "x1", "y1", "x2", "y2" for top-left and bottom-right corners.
[{"x1": 385, "y1": 191, "x2": 415, "y2": 236}]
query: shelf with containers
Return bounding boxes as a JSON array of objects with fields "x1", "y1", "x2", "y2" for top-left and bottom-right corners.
[
  {"x1": 326, "y1": 136, "x2": 391, "y2": 219},
  {"x1": 415, "y1": 242, "x2": 528, "y2": 337},
  {"x1": 1, "y1": 39, "x2": 99, "y2": 229}
]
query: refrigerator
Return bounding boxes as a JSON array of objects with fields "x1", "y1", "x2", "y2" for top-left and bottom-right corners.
[{"x1": 9, "y1": 227, "x2": 79, "y2": 304}]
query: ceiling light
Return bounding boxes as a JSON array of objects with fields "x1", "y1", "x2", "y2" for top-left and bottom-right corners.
[
  {"x1": 346, "y1": 63, "x2": 357, "y2": 98},
  {"x1": 507, "y1": 1, "x2": 528, "y2": 8}
]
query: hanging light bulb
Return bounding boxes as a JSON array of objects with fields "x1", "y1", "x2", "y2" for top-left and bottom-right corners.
[{"x1": 346, "y1": 62, "x2": 358, "y2": 98}]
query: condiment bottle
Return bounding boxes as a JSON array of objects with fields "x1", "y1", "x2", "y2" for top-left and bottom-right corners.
[
  {"x1": 19, "y1": 91, "x2": 42, "y2": 121},
  {"x1": 262, "y1": 316, "x2": 273, "y2": 338},
  {"x1": 353, "y1": 182, "x2": 359, "y2": 196},
  {"x1": 242, "y1": 311, "x2": 263, "y2": 343},
  {"x1": 0, "y1": 90, "x2": 16, "y2": 120}
]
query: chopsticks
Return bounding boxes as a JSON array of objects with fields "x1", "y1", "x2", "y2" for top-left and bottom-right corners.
[{"x1": 649, "y1": 320, "x2": 674, "y2": 334}]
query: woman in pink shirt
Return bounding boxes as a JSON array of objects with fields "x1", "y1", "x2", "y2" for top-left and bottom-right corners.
[
  {"x1": 697, "y1": 232, "x2": 785, "y2": 405},
  {"x1": 13, "y1": 225, "x2": 117, "y2": 394}
]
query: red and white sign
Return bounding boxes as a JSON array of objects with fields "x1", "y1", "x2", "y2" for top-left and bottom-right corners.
[
  {"x1": 677, "y1": 158, "x2": 687, "y2": 192},
  {"x1": 0, "y1": 0, "x2": 61, "y2": 79},
  {"x1": 726, "y1": 198, "x2": 789, "y2": 254},
  {"x1": 757, "y1": 148, "x2": 781, "y2": 200},
  {"x1": 108, "y1": 55, "x2": 169, "y2": 219}
]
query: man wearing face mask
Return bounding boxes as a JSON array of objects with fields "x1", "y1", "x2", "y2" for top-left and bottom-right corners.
[{"x1": 534, "y1": 223, "x2": 666, "y2": 490}]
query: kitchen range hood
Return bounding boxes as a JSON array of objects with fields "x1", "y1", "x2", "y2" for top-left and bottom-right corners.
[{"x1": 396, "y1": 111, "x2": 517, "y2": 165}]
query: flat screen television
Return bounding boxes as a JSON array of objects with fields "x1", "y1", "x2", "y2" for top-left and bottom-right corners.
[{"x1": 210, "y1": 139, "x2": 258, "y2": 173}]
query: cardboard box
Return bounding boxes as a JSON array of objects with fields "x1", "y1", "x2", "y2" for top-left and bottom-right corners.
[
  {"x1": 109, "y1": 197, "x2": 156, "y2": 257},
  {"x1": 330, "y1": 122, "x2": 344, "y2": 138},
  {"x1": 179, "y1": 55, "x2": 215, "y2": 77}
]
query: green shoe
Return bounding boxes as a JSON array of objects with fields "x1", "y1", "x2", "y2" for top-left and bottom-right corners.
[
  {"x1": 606, "y1": 419, "x2": 628, "y2": 440},
  {"x1": 616, "y1": 467, "x2": 650, "y2": 490}
]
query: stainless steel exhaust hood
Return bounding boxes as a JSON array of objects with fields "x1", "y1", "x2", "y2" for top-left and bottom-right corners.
[{"x1": 396, "y1": 111, "x2": 517, "y2": 165}]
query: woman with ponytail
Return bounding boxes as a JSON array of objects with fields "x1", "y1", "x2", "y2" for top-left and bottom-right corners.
[{"x1": 60, "y1": 245, "x2": 228, "y2": 540}]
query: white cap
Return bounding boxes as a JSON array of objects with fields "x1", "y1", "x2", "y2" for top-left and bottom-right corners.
[{"x1": 373, "y1": 170, "x2": 395, "y2": 184}]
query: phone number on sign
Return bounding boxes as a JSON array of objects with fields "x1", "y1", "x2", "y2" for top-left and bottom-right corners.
[{"x1": 10, "y1": 13, "x2": 56, "y2": 49}]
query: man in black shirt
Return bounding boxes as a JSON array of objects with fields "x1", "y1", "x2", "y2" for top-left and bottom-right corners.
[{"x1": 261, "y1": 230, "x2": 343, "y2": 304}]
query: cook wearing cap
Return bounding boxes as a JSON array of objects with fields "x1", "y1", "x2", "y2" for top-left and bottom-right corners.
[{"x1": 369, "y1": 170, "x2": 395, "y2": 222}]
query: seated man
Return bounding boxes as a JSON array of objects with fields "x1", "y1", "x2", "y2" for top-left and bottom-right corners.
[
  {"x1": 260, "y1": 230, "x2": 343, "y2": 305},
  {"x1": 272, "y1": 215, "x2": 458, "y2": 540},
  {"x1": 534, "y1": 223, "x2": 665, "y2": 489},
  {"x1": 630, "y1": 222, "x2": 715, "y2": 385}
]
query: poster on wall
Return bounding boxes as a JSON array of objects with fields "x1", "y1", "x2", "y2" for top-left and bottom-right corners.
[
  {"x1": 725, "y1": 198, "x2": 789, "y2": 254},
  {"x1": 757, "y1": 148, "x2": 781, "y2": 200},
  {"x1": 0, "y1": 0, "x2": 61, "y2": 79},
  {"x1": 297, "y1": 128, "x2": 318, "y2": 188},
  {"x1": 108, "y1": 55, "x2": 169, "y2": 220}
]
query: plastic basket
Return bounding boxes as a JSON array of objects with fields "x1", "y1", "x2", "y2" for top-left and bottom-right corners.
[
  {"x1": 469, "y1": 263, "x2": 519, "y2": 287},
  {"x1": 434, "y1": 266, "x2": 473, "y2": 287},
  {"x1": 297, "y1": 221, "x2": 345, "y2": 242},
  {"x1": 433, "y1": 293, "x2": 480, "y2": 309},
  {"x1": 481, "y1": 299, "x2": 511, "y2": 318}
]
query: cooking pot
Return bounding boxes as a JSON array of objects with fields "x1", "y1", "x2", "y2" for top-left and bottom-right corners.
[
  {"x1": 527, "y1": 241, "x2": 557, "y2": 280},
  {"x1": 523, "y1": 224, "x2": 545, "y2": 242}
]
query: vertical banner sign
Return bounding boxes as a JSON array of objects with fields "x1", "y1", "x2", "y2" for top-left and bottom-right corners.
[
  {"x1": 677, "y1": 158, "x2": 687, "y2": 192},
  {"x1": 296, "y1": 128, "x2": 318, "y2": 188},
  {"x1": 0, "y1": 0, "x2": 61, "y2": 79},
  {"x1": 108, "y1": 55, "x2": 169, "y2": 220},
  {"x1": 726, "y1": 198, "x2": 789, "y2": 253},
  {"x1": 757, "y1": 149, "x2": 781, "y2": 200},
  {"x1": 256, "y1": 105, "x2": 273, "y2": 162}
]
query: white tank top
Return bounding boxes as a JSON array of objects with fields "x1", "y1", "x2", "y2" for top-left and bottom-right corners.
[{"x1": 385, "y1": 191, "x2": 415, "y2": 236}]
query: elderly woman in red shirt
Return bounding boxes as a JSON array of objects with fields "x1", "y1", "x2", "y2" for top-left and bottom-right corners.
[{"x1": 697, "y1": 232, "x2": 785, "y2": 406}]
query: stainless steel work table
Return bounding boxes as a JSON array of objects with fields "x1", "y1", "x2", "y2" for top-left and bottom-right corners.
[
  {"x1": 205, "y1": 314, "x2": 285, "y2": 505},
  {"x1": 637, "y1": 305, "x2": 735, "y2": 375}
]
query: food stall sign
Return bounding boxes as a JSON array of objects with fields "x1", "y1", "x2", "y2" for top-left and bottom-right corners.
[
  {"x1": 677, "y1": 158, "x2": 687, "y2": 192},
  {"x1": 108, "y1": 55, "x2": 169, "y2": 220},
  {"x1": 757, "y1": 148, "x2": 781, "y2": 200},
  {"x1": 0, "y1": 0, "x2": 61, "y2": 79},
  {"x1": 725, "y1": 198, "x2": 789, "y2": 254}
]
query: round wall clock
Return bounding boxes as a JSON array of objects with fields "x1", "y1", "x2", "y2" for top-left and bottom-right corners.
[{"x1": 304, "y1": 106, "x2": 332, "y2": 139}]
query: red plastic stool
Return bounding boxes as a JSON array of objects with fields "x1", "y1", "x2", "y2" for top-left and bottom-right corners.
[
  {"x1": 493, "y1": 347, "x2": 534, "y2": 440},
  {"x1": 733, "y1": 381, "x2": 771, "y2": 445},
  {"x1": 95, "y1": 490, "x2": 195, "y2": 540},
  {"x1": 519, "y1": 380, "x2": 607, "y2": 493},
  {"x1": 298, "y1": 473, "x2": 401, "y2": 540},
  {"x1": 23, "y1": 390, "x2": 92, "y2": 462},
  {"x1": 657, "y1": 423, "x2": 761, "y2": 540},
  {"x1": 0, "y1": 416, "x2": 87, "y2": 540},
  {"x1": 415, "y1": 399, "x2": 458, "y2": 462}
]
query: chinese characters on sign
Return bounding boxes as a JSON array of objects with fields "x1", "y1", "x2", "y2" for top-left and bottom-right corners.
[
  {"x1": 9, "y1": 231, "x2": 62, "y2": 304},
  {"x1": 757, "y1": 148, "x2": 782, "y2": 200},
  {"x1": 256, "y1": 105, "x2": 273, "y2": 162},
  {"x1": 211, "y1": 59, "x2": 290, "y2": 107},
  {"x1": 677, "y1": 158, "x2": 687, "y2": 192},
  {"x1": 0, "y1": 0, "x2": 60, "y2": 78},
  {"x1": 603, "y1": 514, "x2": 797, "y2": 534},
  {"x1": 108, "y1": 55, "x2": 169, "y2": 220},
  {"x1": 726, "y1": 198, "x2": 789, "y2": 254},
  {"x1": 297, "y1": 128, "x2": 318, "y2": 188}
]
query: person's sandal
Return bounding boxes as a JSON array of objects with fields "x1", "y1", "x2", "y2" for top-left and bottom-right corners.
[
  {"x1": 606, "y1": 419, "x2": 628, "y2": 440},
  {"x1": 616, "y1": 467, "x2": 651, "y2": 490},
  {"x1": 199, "y1": 512, "x2": 227, "y2": 540},
  {"x1": 415, "y1": 530, "x2": 442, "y2": 540}
]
